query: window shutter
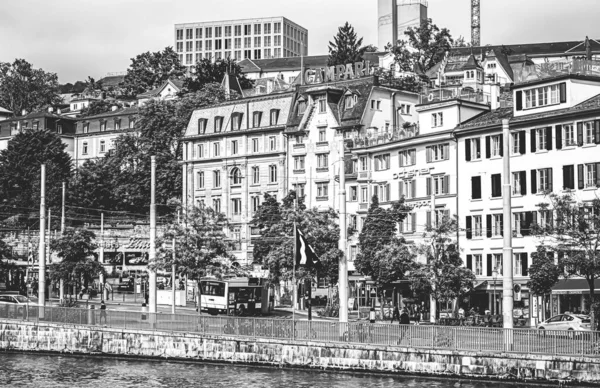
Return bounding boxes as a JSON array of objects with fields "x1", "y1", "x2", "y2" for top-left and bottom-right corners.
[
  {"x1": 545, "y1": 127, "x2": 552, "y2": 150},
  {"x1": 562, "y1": 165, "x2": 568, "y2": 190},
  {"x1": 472, "y1": 176, "x2": 481, "y2": 199},
  {"x1": 520, "y1": 170, "x2": 527, "y2": 195},
  {"x1": 596, "y1": 163, "x2": 600, "y2": 187},
  {"x1": 399, "y1": 181, "x2": 404, "y2": 197},
  {"x1": 485, "y1": 136, "x2": 491, "y2": 158},
  {"x1": 444, "y1": 144, "x2": 449, "y2": 160},
  {"x1": 577, "y1": 122, "x2": 584, "y2": 146},
  {"x1": 499, "y1": 134, "x2": 504, "y2": 156},
  {"x1": 426, "y1": 147, "x2": 432, "y2": 162},
  {"x1": 500, "y1": 214, "x2": 504, "y2": 237},
  {"x1": 548, "y1": 168, "x2": 553, "y2": 192},
  {"x1": 466, "y1": 254, "x2": 473, "y2": 270},
  {"x1": 522, "y1": 253, "x2": 529, "y2": 276},
  {"x1": 578, "y1": 164, "x2": 584, "y2": 189},
  {"x1": 426, "y1": 177, "x2": 432, "y2": 196},
  {"x1": 595, "y1": 120, "x2": 600, "y2": 144},
  {"x1": 524, "y1": 212, "x2": 534, "y2": 236},
  {"x1": 426, "y1": 211, "x2": 432, "y2": 228},
  {"x1": 519, "y1": 131, "x2": 526, "y2": 154},
  {"x1": 486, "y1": 254, "x2": 493, "y2": 276},
  {"x1": 410, "y1": 150, "x2": 416, "y2": 165},
  {"x1": 559, "y1": 82, "x2": 567, "y2": 103},
  {"x1": 531, "y1": 170, "x2": 537, "y2": 194},
  {"x1": 555, "y1": 125, "x2": 562, "y2": 150},
  {"x1": 465, "y1": 139, "x2": 471, "y2": 161},
  {"x1": 399, "y1": 152, "x2": 404, "y2": 167},
  {"x1": 466, "y1": 216, "x2": 472, "y2": 239},
  {"x1": 530, "y1": 129, "x2": 536, "y2": 153},
  {"x1": 411, "y1": 213, "x2": 416, "y2": 232},
  {"x1": 516, "y1": 91, "x2": 523, "y2": 111},
  {"x1": 443, "y1": 175, "x2": 450, "y2": 194},
  {"x1": 486, "y1": 214, "x2": 492, "y2": 238},
  {"x1": 411, "y1": 180, "x2": 416, "y2": 198}
]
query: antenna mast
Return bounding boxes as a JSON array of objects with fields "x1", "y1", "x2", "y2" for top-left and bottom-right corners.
[{"x1": 471, "y1": 0, "x2": 481, "y2": 46}]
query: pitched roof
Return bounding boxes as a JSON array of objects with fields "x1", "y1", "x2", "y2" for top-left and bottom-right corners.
[
  {"x1": 80, "y1": 106, "x2": 139, "y2": 120},
  {"x1": 462, "y1": 54, "x2": 482, "y2": 70},
  {"x1": 99, "y1": 75, "x2": 126, "y2": 87},
  {"x1": 450, "y1": 38, "x2": 600, "y2": 58},
  {"x1": 1, "y1": 110, "x2": 78, "y2": 123},
  {"x1": 137, "y1": 79, "x2": 184, "y2": 99},
  {"x1": 0, "y1": 106, "x2": 12, "y2": 114},
  {"x1": 239, "y1": 55, "x2": 329, "y2": 73}
]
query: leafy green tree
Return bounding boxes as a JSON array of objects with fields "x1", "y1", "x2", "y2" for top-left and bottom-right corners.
[
  {"x1": 185, "y1": 58, "x2": 254, "y2": 92},
  {"x1": 152, "y1": 202, "x2": 233, "y2": 313},
  {"x1": 327, "y1": 22, "x2": 367, "y2": 66},
  {"x1": 79, "y1": 100, "x2": 123, "y2": 118},
  {"x1": 410, "y1": 216, "x2": 475, "y2": 317},
  {"x1": 82, "y1": 76, "x2": 104, "y2": 97},
  {"x1": 123, "y1": 47, "x2": 186, "y2": 96},
  {"x1": 532, "y1": 193, "x2": 600, "y2": 329},
  {"x1": 0, "y1": 130, "x2": 72, "y2": 220},
  {"x1": 49, "y1": 228, "x2": 105, "y2": 296},
  {"x1": 0, "y1": 238, "x2": 16, "y2": 289},
  {"x1": 386, "y1": 18, "x2": 454, "y2": 72},
  {"x1": 0, "y1": 59, "x2": 61, "y2": 116}
]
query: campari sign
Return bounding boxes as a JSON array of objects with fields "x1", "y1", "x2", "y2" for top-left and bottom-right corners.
[{"x1": 303, "y1": 61, "x2": 373, "y2": 84}]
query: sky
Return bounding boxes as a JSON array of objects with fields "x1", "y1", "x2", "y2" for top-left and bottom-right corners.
[{"x1": 0, "y1": 0, "x2": 599, "y2": 83}]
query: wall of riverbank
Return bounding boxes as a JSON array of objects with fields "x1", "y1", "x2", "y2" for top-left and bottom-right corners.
[{"x1": 1, "y1": 319, "x2": 599, "y2": 385}]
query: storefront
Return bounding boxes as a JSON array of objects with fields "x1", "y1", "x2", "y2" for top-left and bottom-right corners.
[{"x1": 551, "y1": 279, "x2": 600, "y2": 315}]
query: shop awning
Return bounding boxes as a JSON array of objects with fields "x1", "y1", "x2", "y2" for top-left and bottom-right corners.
[{"x1": 551, "y1": 279, "x2": 600, "y2": 294}]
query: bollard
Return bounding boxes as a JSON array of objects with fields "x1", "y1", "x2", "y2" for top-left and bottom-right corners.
[
  {"x1": 88, "y1": 304, "x2": 95, "y2": 325},
  {"x1": 369, "y1": 307, "x2": 376, "y2": 324}
]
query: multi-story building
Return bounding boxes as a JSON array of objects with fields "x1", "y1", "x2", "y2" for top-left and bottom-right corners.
[
  {"x1": 456, "y1": 60, "x2": 600, "y2": 325},
  {"x1": 377, "y1": 0, "x2": 428, "y2": 50},
  {"x1": 174, "y1": 17, "x2": 308, "y2": 66},
  {"x1": 181, "y1": 91, "x2": 295, "y2": 265}
]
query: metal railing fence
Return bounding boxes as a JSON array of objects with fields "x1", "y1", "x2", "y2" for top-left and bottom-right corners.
[{"x1": 1, "y1": 303, "x2": 599, "y2": 357}]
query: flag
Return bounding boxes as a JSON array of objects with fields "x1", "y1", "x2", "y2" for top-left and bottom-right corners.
[{"x1": 295, "y1": 228, "x2": 319, "y2": 267}]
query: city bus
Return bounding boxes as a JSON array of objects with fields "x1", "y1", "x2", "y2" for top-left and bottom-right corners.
[{"x1": 199, "y1": 277, "x2": 268, "y2": 316}]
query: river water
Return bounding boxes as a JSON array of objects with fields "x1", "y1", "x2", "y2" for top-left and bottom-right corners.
[{"x1": 0, "y1": 352, "x2": 523, "y2": 387}]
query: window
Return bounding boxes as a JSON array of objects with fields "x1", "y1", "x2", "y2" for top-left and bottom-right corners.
[
  {"x1": 374, "y1": 154, "x2": 390, "y2": 171},
  {"x1": 82, "y1": 142, "x2": 88, "y2": 155},
  {"x1": 269, "y1": 136, "x2": 276, "y2": 151},
  {"x1": 514, "y1": 253, "x2": 528, "y2": 276},
  {"x1": 186, "y1": 28, "x2": 192, "y2": 39},
  {"x1": 205, "y1": 27, "x2": 212, "y2": 38},
  {"x1": 431, "y1": 112, "x2": 444, "y2": 128},
  {"x1": 195, "y1": 40, "x2": 203, "y2": 51},
  {"x1": 359, "y1": 156, "x2": 368, "y2": 171},
  {"x1": 263, "y1": 23, "x2": 271, "y2": 34},
  {"x1": 231, "y1": 198, "x2": 242, "y2": 215},
  {"x1": 513, "y1": 212, "x2": 524, "y2": 236},
  {"x1": 540, "y1": 210, "x2": 552, "y2": 229},
  {"x1": 252, "y1": 166, "x2": 260, "y2": 184},
  {"x1": 294, "y1": 156, "x2": 305, "y2": 170},
  {"x1": 427, "y1": 175, "x2": 450, "y2": 195},
  {"x1": 214, "y1": 26, "x2": 222, "y2": 38},
  {"x1": 490, "y1": 134, "x2": 502, "y2": 157},
  {"x1": 317, "y1": 153, "x2": 328, "y2": 169},
  {"x1": 491, "y1": 173, "x2": 502, "y2": 198},
  {"x1": 114, "y1": 120, "x2": 121, "y2": 131},
  {"x1": 186, "y1": 41, "x2": 193, "y2": 51},
  {"x1": 196, "y1": 171, "x2": 204, "y2": 189},
  {"x1": 317, "y1": 182, "x2": 328, "y2": 198},
  {"x1": 234, "y1": 25, "x2": 241, "y2": 36},
  {"x1": 212, "y1": 198, "x2": 221, "y2": 213},
  {"x1": 315, "y1": 128, "x2": 326, "y2": 142},
  {"x1": 247, "y1": 138, "x2": 257, "y2": 153},
  {"x1": 399, "y1": 149, "x2": 416, "y2": 166},
  {"x1": 270, "y1": 109, "x2": 279, "y2": 125},
  {"x1": 244, "y1": 24, "x2": 251, "y2": 35},
  {"x1": 194, "y1": 144, "x2": 203, "y2": 159},
  {"x1": 428, "y1": 209, "x2": 450, "y2": 228},
  {"x1": 563, "y1": 124, "x2": 575, "y2": 146},
  {"x1": 523, "y1": 84, "x2": 561, "y2": 109},
  {"x1": 176, "y1": 29, "x2": 183, "y2": 40},
  {"x1": 254, "y1": 23, "x2": 261, "y2": 35},
  {"x1": 269, "y1": 165, "x2": 277, "y2": 183},
  {"x1": 274, "y1": 22, "x2": 281, "y2": 33},
  {"x1": 512, "y1": 171, "x2": 526, "y2": 195},
  {"x1": 176, "y1": 42, "x2": 183, "y2": 52},
  {"x1": 214, "y1": 116, "x2": 224, "y2": 132},
  {"x1": 231, "y1": 140, "x2": 238, "y2": 155},
  {"x1": 536, "y1": 128, "x2": 547, "y2": 150},
  {"x1": 471, "y1": 176, "x2": 482, "y2": 199},
  {"x1": 129, "y1": 118, "x2": 136, "y2": 129},
  {"x1": 32, "y1": 122, "x2": 39, "y2": 130},
  {"x1": 57, "y1": 124, "x2": 62, "y2": 134},
  {"x1": 473, "y1": 215, "x2": 483, "y2": 237},
  {"x1": 83, "y1": 123, "x2": 89, "y2": 133},
  {"x1": 563, "y1": 164, "x2": 575, "y2": 190},
  {"x1": 349, "y1": 186, "x2": 358, "y2": 201},
  {"x1": 584, "y1": 121, "x2": 595, "y2": 144},
  {"x1": 213, "y1": 170, "x2": 221, "y2": 188},
  {"x1": 465, "y1": 138, "x2": 481, "y2": 161},
  {"x1": 195, "y1": 28, "x2": 202, "y2": 39},
  {"x1": 585, "y1": 163, "x2": 598, "y2": 188},
  {"x1": 399, "y1": 180, "x2": 415, "y2": 199},
  {"x1": 318, "y1": 98, "x2": 327, "y2": 113},
  {"x1": 250, "y1": 196, "x2": 260, "y2": 213},
  {"x1": 254, "y1": 49, "x2": 261, "y2": 59},
  {"x1": 234, "y1": 38, "x2": 241, "y2": 49},
  {"x1": 345, "y1": 94, "x2": 357, "y2": 109},
  {"x1": 292, "y1": 183, "x2": 305, "y2": 199},
  {"x1": 213, "y1": 142, "x2": 220, "y2": 157},
  {"x1": 99, "y1": 140, "x2": 106, "y2": 153},
  {"x1": 250, "y1": 111, "x2": 262, "y2": 128},
  {"x1": 426, "y1": 144, "x2": 449, "y2": 162},
  {"x1": 186, "y1": 53, "x2": 193, "y2": 64},
  {"x1": 297, "y1": 100, "x2": 307, "y2": 115},
  {"x1": 474, "y1": 254, "x2": 483, "y2": 276},
  {"x1": 230, "y1": 168, "x2": 242, "y2": 185},
  {"x1": 100, "y1": 122, "x2": 106, "y2": 132},
  {"x1": 510, "y1": 133, "x2": 519, "y2": 155},
  {"x1": 254, "y1": 36, "x2": 261, "y2": 47},
  {"x1": 493, "y1": 254, "x2": 503, "y2": 275},
  {"x1": 492, "y1": 214, "x2": 503, "y2": 236},
  {"x1": 535, "y1": 168, "x2": 553, "y2": 192},
  {"x1": 374, "y1": 184, "x2": 391, "y2": 202},
  {"x1": 205, "y1": 41, "x2": 212, "y2": 51},
  {"x1": 198, "y1": 119, "x2": 207, "y2": 134}
]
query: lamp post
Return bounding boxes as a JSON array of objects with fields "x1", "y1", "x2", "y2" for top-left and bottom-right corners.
[{"x1": 492, "y1": 269, "x2": 498, "y2": 315}]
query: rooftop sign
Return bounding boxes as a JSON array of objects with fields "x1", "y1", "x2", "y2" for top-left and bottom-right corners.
[{"x1": 303, "y1": 61, "x2": 373, "y2": 85}]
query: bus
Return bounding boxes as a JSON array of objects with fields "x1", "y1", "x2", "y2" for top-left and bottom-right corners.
[{"x1": 200, "y1": 277, "x2": 268, "y2": 316}]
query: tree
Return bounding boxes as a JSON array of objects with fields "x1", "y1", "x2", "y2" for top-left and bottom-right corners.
[
  {"x1": 0, "y1": 130, "x2": 72, "y2": 220},
  {"x1": 410, "y1": 216, "x2": 476, "y2": 318},
  {"x1": 0, "y1": 238, "x2": 16, "y2": 289},
  {"x1": 79, "y1": 100, "x2": 123, "y2": 118},
  {"x1": 152, "y1": 202, "x2": 233, "y2": 313},
  {"x1": 527, "y1": 245, "x2": 561, "y2": 321},
  {"x1": 185, "y1": 58, "x2": 254, "y2": 92},
  {"x1": 532, "y1": 193, "x2": 600, "y2": 329},
  {"x1": 0, "y1": 59, "x2": 61, "y2": 116},
  {"x1": 327, "y1": 22, "x2": 367, "y2": 66},
  {"x1": 123, "y1": 47, "x2": 186, "y2": 96},
  {"x1": 49, "y1": 228, "x2": 105, "y2": 296},
  {"x1": 386, "y1": 18, "x2": 454, "y2": 72},
  {"x1": 82, "y1": 76, "x2": 104, "y2": 97}
]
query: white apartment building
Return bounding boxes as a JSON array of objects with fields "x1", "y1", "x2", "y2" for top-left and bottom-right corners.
[{"x1": 174, "y1": 17, "x2": 308, "y2": 66}]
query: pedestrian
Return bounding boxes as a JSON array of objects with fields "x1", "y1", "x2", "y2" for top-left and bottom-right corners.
[
  {"x1": 400, "y1": 308, "x2": 410, "y2": 325},
  {"x1": 391, "y1": 304, "x2": 400, "y2": 323},
  {"x1": 414, "y1": 305, "x2": 421, "y2": 325},
  {"x1": 99, "y1": 300, "x2": 107, "y2": 325}
]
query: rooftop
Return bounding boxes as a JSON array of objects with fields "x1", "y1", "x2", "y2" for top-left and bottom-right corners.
[{"x1": 449, "y1": 38, "x2": 600, "y2": 58}]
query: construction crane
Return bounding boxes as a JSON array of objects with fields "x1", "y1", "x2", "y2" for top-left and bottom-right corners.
[{"x1": 471, "y1": 0, "x2": 481, "y2": 46}]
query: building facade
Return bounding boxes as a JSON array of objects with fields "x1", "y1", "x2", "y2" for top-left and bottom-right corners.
[
  {"x1": 174, "y1": 17, "x2": 308, "y2": 66},
  {"x1": 377, "y1": 0, "x2": 428, "y2": 50}
]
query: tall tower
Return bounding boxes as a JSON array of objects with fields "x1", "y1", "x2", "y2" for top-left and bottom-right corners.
[
  {"x1": 378, "y1": 0, "x2": 428, "y2": 50},
  {"x1": 471, "y1": 0, "x2": 481, "y2": 46}
]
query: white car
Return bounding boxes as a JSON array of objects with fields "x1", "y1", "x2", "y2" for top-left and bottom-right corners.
[{"x1": 537, "y1": 314, "x2": 592, "y2": 332}]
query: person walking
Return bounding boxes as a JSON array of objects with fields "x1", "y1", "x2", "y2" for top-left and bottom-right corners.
[
  {"x1": 99, "y1": 300, "x2": 107, "y2": 325},
  {"x1": 400, "y1": 308, "x2": 410, "y2": 325},
  {"x1": 414, "y1": 305, "x2": 421, "y2": 325},
  {"x1": 391, "y1": 304, "x2": 400, "y2": 324}
]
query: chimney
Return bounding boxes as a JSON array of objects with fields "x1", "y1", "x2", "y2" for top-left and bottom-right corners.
[
  {"x1": 111, "y1": 105, "x2": 119, "y2": 111},
  {"x1": 57, "y1": 108, "x2": 62, "y2": 115},
  {"x1": 48, "y1": 106, "x2": 54, "y2": 113},
  {"x1": 489, "y1": 84, "x2": 500, "y2": 110}
]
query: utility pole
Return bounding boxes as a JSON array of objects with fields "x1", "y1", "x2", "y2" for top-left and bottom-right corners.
[
  {"x1": 502, "y1": 119, "x2": 514, "y2": 336},
  {"x1": 100, "y1": 212, "x2": 107, "y2": 301},
  {"x1": 38, "y1": 164, "x2": 46, "y2": 314},
  {"x1": 338, "y1": 139, "x2": 348, "y2": 323},
  {"x1": 60, "y1": 182, "x2": 65, "y2": 302},
  {"x1": 172, "y1": 238, "x2": 176, "y2": 314},
  {"x1": 149, "y1": 156, "x2": 157, "y2": 314}
]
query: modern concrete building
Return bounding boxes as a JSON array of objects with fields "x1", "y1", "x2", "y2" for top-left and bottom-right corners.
[
  {"x1": 174, "y1": 17, "x2": 308, "y2": 66},
  {"x1": 377, "y1": 0, "x2": 428, "y2": 50}
]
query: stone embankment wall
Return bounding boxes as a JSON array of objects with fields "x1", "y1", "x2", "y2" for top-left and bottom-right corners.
[{"x1": 1, "y1": 319, "x2": 600, "y2": 384}]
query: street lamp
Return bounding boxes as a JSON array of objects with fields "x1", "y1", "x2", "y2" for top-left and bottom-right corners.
[{"x1": 492, "y1": 269, "x2": 498, "y2": 315}]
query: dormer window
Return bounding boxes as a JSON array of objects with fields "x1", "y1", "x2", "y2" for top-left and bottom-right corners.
[
  {"x1": 198, "y1": 118, "x2": 208, "y2": 134},
  {"x1": 33, "y1": 122, "x2": 39, "y2": 130},
  {"x1": 114, "y1": 119, "x2": 121, "y2": 131},
  {"x1": 214, "y1": 116, "x2": 224, "y2": 132},
  {"x1": 231, "y1": 112, "x2": 243, "y2": 131},
  {"x1": 83, "y1": 123, "x2": 89, "y2": 134},
  {"x1": 344, "y1": 93, "x2": 357, "y2": 110},
  {"x1": 297, "y1": 100, "x2": 307, "y2": 115},
  {"x1": 100, "y1": 121, "x2": 106, "y2": 132},
  {"x1": 517, "y1": 83, "x2": 566, "y2": 111},
  {"x1": 252, "y1": 111, "x2": 262, "y2": 128},
  {"x1": 270, "y1": 109, "x2": 279, "y2": 125}
]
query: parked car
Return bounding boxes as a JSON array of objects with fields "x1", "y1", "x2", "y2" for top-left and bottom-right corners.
[
  {"x1": 0, "y1": 294, "x2": 38, "y2": 318},
  {"x1": 536, "y1": 314, "x2": 591, "y2": 333}
]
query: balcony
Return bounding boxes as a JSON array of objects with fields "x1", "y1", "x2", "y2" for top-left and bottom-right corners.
[
  {"x1": 316, "y1": 167, "x2": 329, "y2": 173},
  {"x1": 347, "y1": 126, "x2": 419, "y2": 150},
  {"x1": 316, "y1": 196, "x2": 329, "y2": 201},
  {"x1": 293, "y1": 169, "x2": 305, "y2": 174},
  {"x1": 293, "y1": 143, "x2": 306, "y2": 149},
  {"x1": 316, "y1": 141, "x2": 329, "y2": 147}
]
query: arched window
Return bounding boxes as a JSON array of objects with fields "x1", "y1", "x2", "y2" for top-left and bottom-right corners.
[{"x1": 230, "y1": 167, "x2": 242, "y2": 185}]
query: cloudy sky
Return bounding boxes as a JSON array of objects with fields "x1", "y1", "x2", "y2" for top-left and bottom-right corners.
[{"x1": 0, "y1": 0, "x2": 598, "y2": 83}]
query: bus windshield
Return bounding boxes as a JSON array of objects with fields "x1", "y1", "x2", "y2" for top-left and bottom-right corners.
[{"x1": 201, "y1": 281, "x2": 226, "y2": 297}]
